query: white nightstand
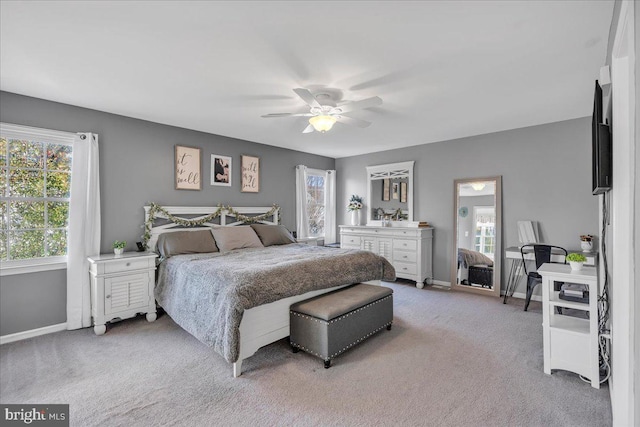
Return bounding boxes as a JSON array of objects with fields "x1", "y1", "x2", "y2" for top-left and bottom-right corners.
[{"x1": 87, "y1": 252, "x2": 158, "y2": 335}]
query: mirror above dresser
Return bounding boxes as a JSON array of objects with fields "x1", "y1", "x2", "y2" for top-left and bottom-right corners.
[{"x1": 365, "y1": 161, "x2": 414, "y2": 225}]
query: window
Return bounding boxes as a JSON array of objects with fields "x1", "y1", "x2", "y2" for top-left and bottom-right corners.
[
  {"x1": 296, "y1": 166, "x2": 336, "y2": 242},
  {"x1": 0, "y1": 123, "x2": 74, "y2": 270},
  {"x1": 305, "y1": 170, "x2": 326, "y2": 237},
  {"x1": 473, "y1": 206, "x2": 495, "y2": 260}
]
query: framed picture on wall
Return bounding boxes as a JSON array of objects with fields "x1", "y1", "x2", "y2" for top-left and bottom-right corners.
[
  {"x1": 400, "y1": 182, "x2": 407, "y2": 203},
  {"x1": 382, "y1": 178, "x2": 390, "y2": 201},
  {"x1": 392, "y1": 182, "x2": 400, "y2": 200},
  {"x1": 211, "y1": 154, "x2": 232, "y2": 186},
  {"x1": 175, "y1": 145, "x2": 201, "y2": 190},
  {"x1": 241, "y1": 155, "x2": 260, "y2": 193}
]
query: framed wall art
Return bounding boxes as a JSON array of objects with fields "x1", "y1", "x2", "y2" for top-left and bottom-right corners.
[
  {"x1": 400, "y1": 182, "x2": 408, "y2": 203},
  {"x1": 211, "y1": 154, "x2": 232, "y2": 187},
  {"x1": 392, "y1": 182, "x2": 400, "y2": 200},
  {"x1": 241, "y1": 155, "x2": 260, "y2": 193},
  {"x1": 175, "y1": 145, "x2": 201, "y2": 190}
]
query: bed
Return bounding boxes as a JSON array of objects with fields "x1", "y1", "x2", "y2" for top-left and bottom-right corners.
[
  {"x1": 457, "y1": 248, "x2": 494, "y2": 288},
  {"x1": 144, "y1": 205, "x2": 396, "y2": 377}
]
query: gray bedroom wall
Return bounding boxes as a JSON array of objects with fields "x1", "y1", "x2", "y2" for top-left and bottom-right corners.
[
  {"x1": 336, "y1": 117, "x2": 599, "y2": 293},
  {"x1": 0, "y1": 91, "x2": 334, "y2": 336}
]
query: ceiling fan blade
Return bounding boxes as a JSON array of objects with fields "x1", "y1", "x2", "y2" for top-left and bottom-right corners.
[
  {"x1": 261, "y1": 113, "x2": 313, "y2": 118},
  {"x1": 302, "y1": 124, "x2": 315, "y2": 134},
  {"x1": 336, "y1": 96, "x2": 383, "y2": 114},
  {"x1": 293, "y1": 88, "x2": 321, "y2": 109},
  {"x1": 336, "y1": 116, "x2": 372, "y2": 128}
]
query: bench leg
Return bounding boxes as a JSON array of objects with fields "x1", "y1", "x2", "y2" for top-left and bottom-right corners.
[
  {"x1": 387, "y1": 324, "x2": 392, "y2": 331},
  {"x1": 292, "y1": 345, "x2": 300, "y2": 353},
  {"x1": 324, "y1": 360, "x2": 331, "y2": 369}
]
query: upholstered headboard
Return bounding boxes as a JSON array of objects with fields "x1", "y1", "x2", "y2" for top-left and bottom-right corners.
[{"x1": 143, "y1": 205, "x2": 279, "y2": 251}]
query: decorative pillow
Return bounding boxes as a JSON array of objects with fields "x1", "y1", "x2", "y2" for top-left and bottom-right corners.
[
  {"x1": 157, "y1": 229, "x2": 218, "y2": 258},
  {"x1": 250, "y1": 224, "x2": 297, "y2": 246},
  {"x1": 210, "y1": 226, "x2": 264, "y2": 252}
]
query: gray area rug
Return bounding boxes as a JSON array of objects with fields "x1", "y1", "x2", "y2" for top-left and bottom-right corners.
[{"x1": 0, "y1": 281, "x2": 611, "y2": 426}]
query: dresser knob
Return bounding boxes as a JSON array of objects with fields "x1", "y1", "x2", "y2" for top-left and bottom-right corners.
[
  {"x1": 126, "y1": 262, "x2": 131, "y2": 267},
  {"x1": 106, "y1": 294, "x2": 111, "y2": 299},
  {"x1": 403, "y1": 256, "x2": 408, "y2": 259}
]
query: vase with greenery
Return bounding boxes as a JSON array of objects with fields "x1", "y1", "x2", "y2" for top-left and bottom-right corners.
[
  {"x1": 347, "y1": 195, "x2": 363, "y2": 226},
  {"x1": 566, "y1": 252, "x2": 587, "y2": 271},
  {"x1": 113, "y1": 240, "x2": 126, "y2": 255}
]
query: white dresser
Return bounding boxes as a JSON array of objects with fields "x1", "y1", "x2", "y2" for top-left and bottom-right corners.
[
  {"x1": 339, "y1": 225, "x2": 433, "y2": 288},
  {"x1": 88, "y1": 252, "x2": 158, "y2": 335}
]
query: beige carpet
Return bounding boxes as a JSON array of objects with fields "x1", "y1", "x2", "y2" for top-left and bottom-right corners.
[{"x1": 0, "y1": 281, "x2": 611, "y2": 426}]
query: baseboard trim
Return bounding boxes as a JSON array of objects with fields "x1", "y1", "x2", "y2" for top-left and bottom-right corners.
[
  {"x1": 0, "y1": 322, "x2": 67, "y2": 345},
  {"x1": 431, "y1": 279, "x2": 451, "y2": 289}
]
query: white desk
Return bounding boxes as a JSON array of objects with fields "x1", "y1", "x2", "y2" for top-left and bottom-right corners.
[
  {"x1": 538, "y1": 263, "x2": 600, "y2": 388},
  {"x1": 503, "y1": 246, "x2": 596, "y2": 303}
]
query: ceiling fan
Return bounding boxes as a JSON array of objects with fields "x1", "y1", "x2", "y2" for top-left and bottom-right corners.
[{"x1": 261, "y1": 88, "x2": 382, "y2": 133}]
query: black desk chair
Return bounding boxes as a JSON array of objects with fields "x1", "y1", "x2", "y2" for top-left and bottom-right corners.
[{"x1": 520, "y1": 244, "x2": 568, "y2": 311}]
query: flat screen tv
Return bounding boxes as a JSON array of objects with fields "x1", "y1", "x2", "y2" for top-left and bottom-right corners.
[{"x1": 592, "y1": 80, "x2": 612, "y2": 195}]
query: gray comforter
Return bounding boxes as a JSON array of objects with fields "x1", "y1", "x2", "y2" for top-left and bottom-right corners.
[{"x1": 155, "y1": 243, "x2": 396, "y2": 363}]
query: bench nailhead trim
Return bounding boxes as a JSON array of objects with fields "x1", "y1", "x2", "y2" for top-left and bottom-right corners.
[
  {"x1": 289, "y1": 294, "x2": 392, "y2": 325},
  {"x1": 290, "y1": 321, "x2": 392, "y2": 361},
  {"x1": 290, "y1": 294, "x2": 393, "y2": 361}
]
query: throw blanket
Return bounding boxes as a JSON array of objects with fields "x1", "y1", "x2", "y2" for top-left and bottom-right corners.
[
  {"x1": 156, "y1": 244, "x2": 396, "y2": 363},
  {"x1": 458, "y1": 248, "x2": 494, "y2": 268}
]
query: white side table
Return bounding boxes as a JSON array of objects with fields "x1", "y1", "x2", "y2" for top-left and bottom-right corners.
[
  {"x1": 538, "y1": 263, "x2": 600, "y2": 388},
  {"x1": 87, "y1": 252, "x2": 158, "y2": 335}
]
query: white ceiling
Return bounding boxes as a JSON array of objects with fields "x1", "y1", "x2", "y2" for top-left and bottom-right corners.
[{"x1": 0, "y1": 1, "x2": 613, "y2": 158}]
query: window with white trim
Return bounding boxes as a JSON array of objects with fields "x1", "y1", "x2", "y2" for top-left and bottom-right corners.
[
  {"x1": 0, "y1": 124, "x2": 74, "y2": 267},
  {"x1": 305, "y1": 169, "x2": 326, "y2": 237}
]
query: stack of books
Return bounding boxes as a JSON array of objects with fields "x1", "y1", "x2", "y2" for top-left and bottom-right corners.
[{"x1": 417, "y1": 221, "x2": 430, "y2": 228}]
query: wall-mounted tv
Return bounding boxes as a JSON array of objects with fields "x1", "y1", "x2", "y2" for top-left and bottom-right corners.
[{"x1": 592, "y1": 80, "x2": 612, "y2": 195}]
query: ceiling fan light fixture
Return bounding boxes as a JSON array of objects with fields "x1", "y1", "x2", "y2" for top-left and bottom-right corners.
[
  {"x1": 471, "y1": 182, "x2": 486, "y2": 191},
  {"x1": 309, "y1": 115, "x2": 337, "y2": 133}
]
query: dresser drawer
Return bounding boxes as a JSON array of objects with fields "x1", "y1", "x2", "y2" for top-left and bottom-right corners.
[
  {"x1": 394, "y1": 262, "x2": 417, "y2": 275},
  {"x1": 393, "y1": 239, "x2": 417, "y2": 251},
  {"x1": 394, "y1": 251, "x2": 417, "y2": 263},
  {"x1": 341, "y1": 235, "x2": 361, "y2": 247},
  {"x1": 104, "y1": 258, "x2": 151, "y2": 274},
  {"x1": 393, "y1": 229, "x2": 418, "y2": 237}
]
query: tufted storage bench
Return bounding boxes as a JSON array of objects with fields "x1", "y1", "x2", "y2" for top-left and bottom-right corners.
[{"x1": 289, "y1": 283, "x2": 393, "y2": 368}]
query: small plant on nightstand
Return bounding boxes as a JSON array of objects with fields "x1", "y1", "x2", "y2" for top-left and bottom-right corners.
[
  {"x1": 113, "y1": 240, "x2": 126, "y2": 256},
  {"x1": 566, "y1": 252, "x2": 587, "y2": 271}
]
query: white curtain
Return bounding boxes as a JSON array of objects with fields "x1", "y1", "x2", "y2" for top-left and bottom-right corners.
[
  {"x1": 67, "y1": 133, "x2": 100, "y2": 330},
  {"x1": 324, "y1": 170, "x2": 337, "y2": 244},
  {"x1": 295, "y1": 165, "x2": 310, "y2": 239}
]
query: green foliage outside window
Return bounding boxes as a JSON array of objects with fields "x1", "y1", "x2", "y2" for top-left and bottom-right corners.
[{"x1": 0, "y1": 137, "x2": 72, "y2": 261}]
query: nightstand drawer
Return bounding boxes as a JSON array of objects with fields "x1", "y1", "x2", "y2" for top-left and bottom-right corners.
[
  {"x1": 393, "y1": 239, "x2": 417, "y2": 251},
  {"x1": 104, "y1": 258, "x2": 151, "y2": 274}
]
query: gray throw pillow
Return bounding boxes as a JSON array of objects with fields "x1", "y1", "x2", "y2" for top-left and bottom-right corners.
[
  {"x1": 250, "y1": 224, "x2": 297, "y2": 246},
  {"x1": 157, "y1": 229, "x2": 218, "y2": 258},
  {"x1": 210, "y1": 226, "x2": 264, "y2": 252}
]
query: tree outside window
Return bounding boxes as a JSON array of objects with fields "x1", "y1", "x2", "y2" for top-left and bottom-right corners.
[
  {"x1": 305, "y1": 172, "x2": 325, "y2": 237},
  {"x1": 0, "y1": 136, "x2": 72, "y2": 261}
]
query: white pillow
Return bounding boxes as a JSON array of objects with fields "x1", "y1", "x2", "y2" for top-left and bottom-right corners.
[{"x1": 210, "y1": 226, "x2": 264, "y2": 252}]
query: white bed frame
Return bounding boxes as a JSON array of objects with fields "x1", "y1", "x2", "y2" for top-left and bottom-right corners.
[{"x1": 144, "y1": 205, "x2": 351, "y2": 377}]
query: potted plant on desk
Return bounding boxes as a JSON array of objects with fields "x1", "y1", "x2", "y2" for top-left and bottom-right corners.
[
  {"x1": 566, "y1": 252, "x2": 587, "y2": 271},
  {"x1": 113, "y1": 240, "x2": 126, "y2": 256}
]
